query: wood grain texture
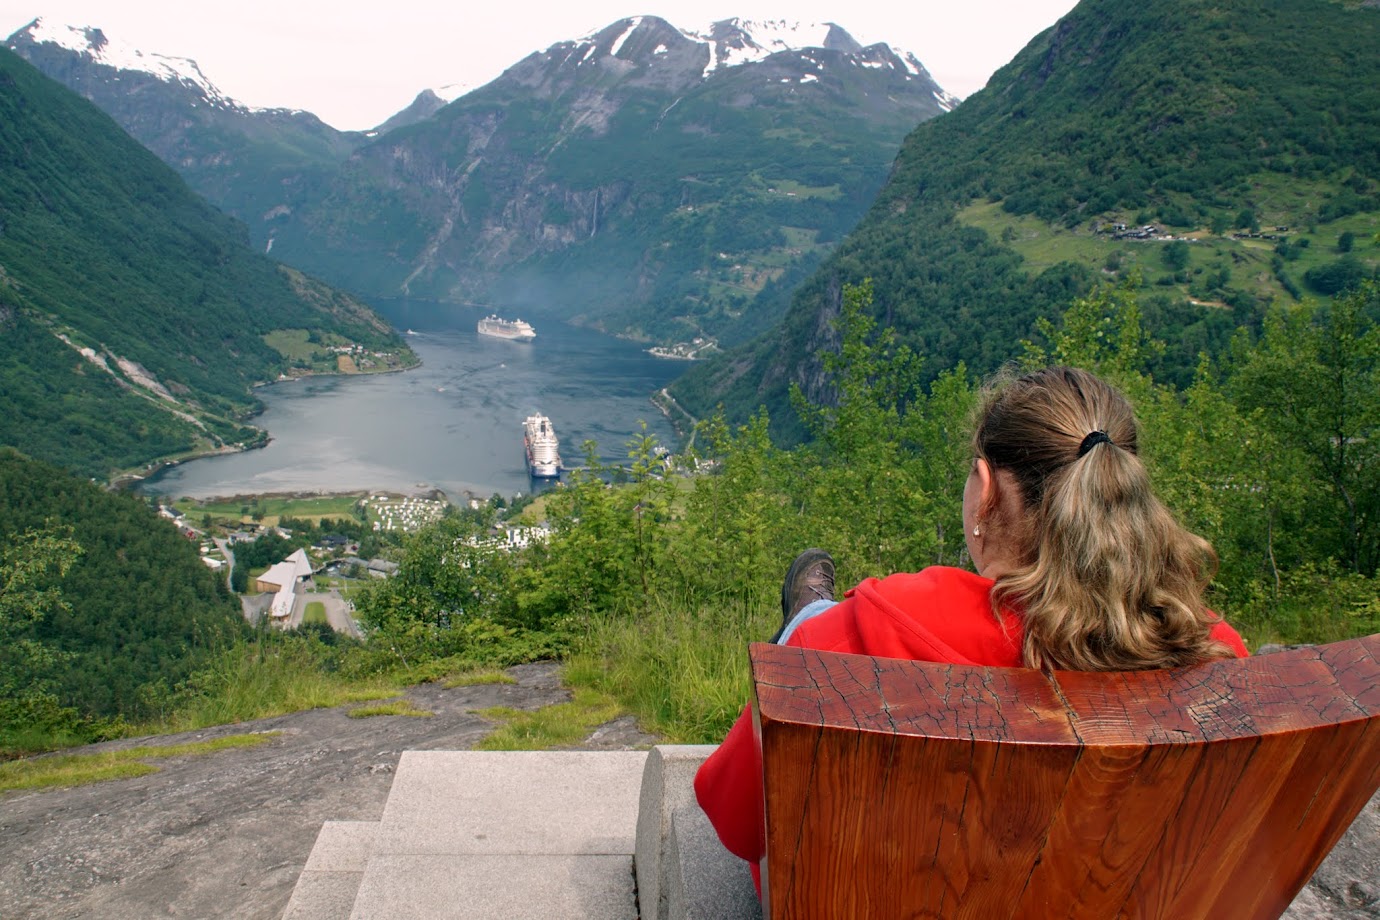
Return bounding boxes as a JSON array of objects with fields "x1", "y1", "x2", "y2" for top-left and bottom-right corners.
[{"x1": 750, "y1": 635, "x2": 1380, "y2": 920}]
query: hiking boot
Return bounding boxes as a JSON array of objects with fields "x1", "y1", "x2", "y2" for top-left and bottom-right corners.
[{"x1": 775, "y1": 548, "x2": 835, "y2": 641}]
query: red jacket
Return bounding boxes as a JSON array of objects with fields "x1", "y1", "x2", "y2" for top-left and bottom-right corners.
[{"x1": 692, "y1": 566, "x2": 1249, "y2": 893}]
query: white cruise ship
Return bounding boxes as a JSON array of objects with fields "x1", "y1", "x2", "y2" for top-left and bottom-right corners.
[
  {"x1": 478, "y1": 315, "x2": 536, "y2": 341},
  {"x1": 523, "y1": 414, "x2": 561, "y2": 479}
]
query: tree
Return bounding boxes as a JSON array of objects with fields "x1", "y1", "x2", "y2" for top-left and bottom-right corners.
[
  {"x1": 1162, "y1": 240, "x2": 1191, "y2": 273},
  {"x1": 1304, "y1": 257, "x2": 1367, "y2": 296},
  {"x1": 670, "y1": 411, "x2": 792, "y2": 613},
  {"x1": 0, "y1": 527, "x2": 82, "y2": 734},
  {"x1": 791, "y1": 280, "x2": 944, "y2": 575},
  {"x1": 1230, "y1": 283, "x2": 1380, "y2": 575}
]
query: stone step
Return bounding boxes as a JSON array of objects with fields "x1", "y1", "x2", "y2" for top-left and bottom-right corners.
[
  {"x1": 367, "y1": 751, "x2": 647, "y2": 859},
  {"x1": 348, "y1": 853, "x2": 637, "y2": 919},
  {"x1": 633, "y1": 746, "x2": 759, "y2": 920},
  {"x1": 281, "y1": 821, "x2": 377, "y2": 920},
  {"x1": 287, "y1": 750, "x2": 649, "y2": 920}
]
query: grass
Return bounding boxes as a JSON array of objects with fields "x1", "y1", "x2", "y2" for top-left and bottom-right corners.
[
  {"x1": 173, "y1": 493, "x2": 364, "y2": 528},
  {"x1": 0, "y1": 733, "x2": 279, "y2": 794},
  {"x1": 444, "y1": 669, "x2": 516, "y2": 689},
  {"x1": 475, "y1": 686, "x2": 624, "y2": 750},
  {"x1": 347, "y1": 698, "x2": 433, "y2": 718},
  {"x1": 762, "y1": 178, "x2": 842, "y2": 201},
  {"x1": 563, "y1": 596, "x2": 775, "y2": 745},
  {"x1": 509, "y1": 493, "x2": 553, "y2": 525},
  {"x1": 780, "y1": 226, "x2": 822, "y2": 248},
  {"x1": 958, "y1": 189, "x2": 1380, "y2": 306},
  {"x1": 304, "y1": 601, "x2": 328, "y2": 626},
  {"x1": 162, "y1": 642, "x2": 399, "y2": 731},
  {"x1": 262, "y1": 329, "x2": 324, "y2": 362}
]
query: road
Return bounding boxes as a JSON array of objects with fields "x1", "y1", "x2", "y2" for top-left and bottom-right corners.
[
  {"x1": 289, "y1": 586, "x2": 361, "y2": 639},
  {"x1": 212, "y1": 537, "x2": 234, "y2": 591}
]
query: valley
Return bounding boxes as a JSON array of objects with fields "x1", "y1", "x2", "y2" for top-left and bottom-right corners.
[
  {"x1": 135, "y1": 304, "x2": 682, "y2": 503},
  {"x1": 7, "y1": 16, "x2": 955, "y2": 351},
  {"x1": 0, "y1": 4, "x2": 1378, "y2": 917}
]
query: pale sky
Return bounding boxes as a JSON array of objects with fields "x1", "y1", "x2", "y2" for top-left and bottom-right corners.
[{"x1": 0, "y1": 1, "x2": 1079, "y2": 131}]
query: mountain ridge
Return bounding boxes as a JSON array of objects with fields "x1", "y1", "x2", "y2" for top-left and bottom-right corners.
[
  {"x1": 5, "y1": 17, "x2": 367, "y2": 243},
  {"x1": 265, "y1": 14, "x2": 956, "y2": 345},
  {"x1": 671, "y1": 0, "x2": 1380, "y2": 434},
  {"x1": 8, "y1": 14, "x2": 955, "y2": 347}
]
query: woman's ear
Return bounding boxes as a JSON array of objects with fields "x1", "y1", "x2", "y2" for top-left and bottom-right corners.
[{"x1": 974, "y1": 457, "x2": 997, "y2": 515}]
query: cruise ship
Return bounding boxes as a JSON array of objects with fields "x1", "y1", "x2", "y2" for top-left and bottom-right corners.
[
  {"x1": 523, "y1": 414, "x2": 561, "y2": 479},
  {"x1": 478, "y1": 315, "x2": 536, "y2": 341}
]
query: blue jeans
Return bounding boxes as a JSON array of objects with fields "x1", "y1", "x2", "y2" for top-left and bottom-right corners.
[{"x1": 776, "y1": 599, "x2": 838, "y2": 644}]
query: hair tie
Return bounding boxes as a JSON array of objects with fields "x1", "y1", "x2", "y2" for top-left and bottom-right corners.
[{"x1": 1077, "y1": 430, "x2": 1112, "y2": 458}]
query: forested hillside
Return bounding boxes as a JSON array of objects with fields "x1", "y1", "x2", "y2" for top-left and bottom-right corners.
[
  {"x1": 0, "y1": 47, "x2": 412, "y2": 480},
  {"x1": 674, "y1": 0, "x2": 1380, "y2": 435},
  {"x1": 0, "y1": 449, "x2": 247, "y2": 748}
]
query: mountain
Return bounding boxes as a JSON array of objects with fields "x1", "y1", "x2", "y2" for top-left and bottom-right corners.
[
  {"x1": 672, "y1": 0, "x2": 1380, "y2": 434},
  {"x1": 11, "y1": 16, "x2": 956, "y2": 347},
  {"x1": 271, "y1": 16, "x2": 957, "y2": 345},
  {"x1": 373, "y1": 89, "x2": 452, "y2": 134},
  {"x1": 5, "y1": 18, "x2": 367, "y2": 239},
  {"x1": 0, "y1": 46, "x2": 414, "y2": 481}
]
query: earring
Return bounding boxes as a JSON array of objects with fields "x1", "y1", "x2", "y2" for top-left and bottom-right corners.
[{"x1": 972, "y1": 524, "x2": 981, "y2": 537}]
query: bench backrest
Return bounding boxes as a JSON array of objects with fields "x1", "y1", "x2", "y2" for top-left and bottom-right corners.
[{"x1": 750, "y1": 636, "x2": 1380, "y2": 919}]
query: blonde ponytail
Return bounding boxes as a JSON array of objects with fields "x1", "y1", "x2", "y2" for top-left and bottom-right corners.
[{"x1": 975, "y1": 367, "x2": 1230, "y2": 671}]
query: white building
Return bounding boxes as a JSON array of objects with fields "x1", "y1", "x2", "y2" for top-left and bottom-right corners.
[{"x1": 256, "y1": 549, "x2": 314, "y2": 621}]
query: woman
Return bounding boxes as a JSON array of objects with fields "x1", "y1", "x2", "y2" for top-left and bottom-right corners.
[{"x1": 694, "y1": 366, "x2": 1248, "y2": 894}]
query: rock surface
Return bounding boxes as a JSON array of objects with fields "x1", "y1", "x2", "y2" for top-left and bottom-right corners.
[
  {"x1": 1284, "y1": 789, "x2": 1380, "y2": 918},
  {"x1": 0, "y1": 662, "x2": 655, "y2": 919}
]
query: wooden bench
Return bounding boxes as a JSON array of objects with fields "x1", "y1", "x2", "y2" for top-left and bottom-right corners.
[{"x1": 749, "y1": 635, "x2": 1380, "y2": 919}]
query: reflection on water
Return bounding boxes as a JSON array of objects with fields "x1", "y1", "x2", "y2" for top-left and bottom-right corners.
[{"x1": 138, "y1": 302, "x2": 684, "y2": 501}]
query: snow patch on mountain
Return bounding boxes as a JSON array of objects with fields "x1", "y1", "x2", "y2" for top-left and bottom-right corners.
[
  {"x1": 709, "y1": 19, "x2": 837, "y2": 70},
  {"x1": 539, "y1": 15, "x2": 945, "y2": 95},
  {"x1": 608, "y1": 17, "x2": 643, "y2": 58},
  {"x1": 22, "y1": 18, "x2": 231, "y2": 105}
]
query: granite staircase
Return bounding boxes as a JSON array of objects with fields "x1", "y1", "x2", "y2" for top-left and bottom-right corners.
[{"x1": 280, "y1": 747, "x2": 759, "y2": 920}]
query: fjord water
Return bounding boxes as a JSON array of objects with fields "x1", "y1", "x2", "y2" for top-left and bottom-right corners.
[{"x1": 138, "y1": 302, "x2": 683, "y2": 501}]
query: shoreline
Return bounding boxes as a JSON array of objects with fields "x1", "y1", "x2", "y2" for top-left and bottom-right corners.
[
  {"x1": 177, "y1": 486, "x2": 453, "y2": 506},
  {"x1": 110, "y1": 357, "x2": 427, "y2": 492},
  {"x1": 114, "y1": 322, "x2": 680, "y2": 503}
]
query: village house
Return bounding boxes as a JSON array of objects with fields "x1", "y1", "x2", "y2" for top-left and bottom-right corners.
[
  {"x1": 256, "y1": 548, "x2": 314, "y2": 621},
  {"x1": 366, "y1": 559, "x2": 400, "y2": 578}
]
